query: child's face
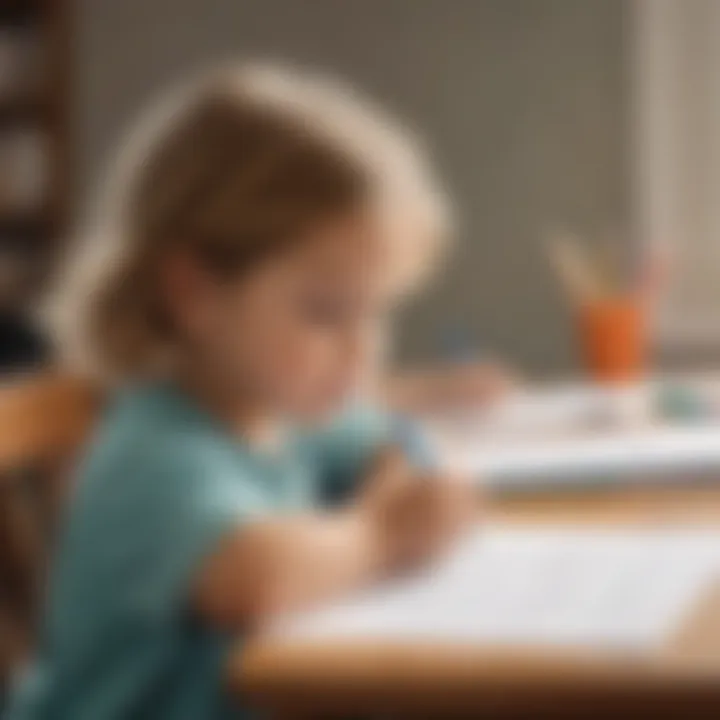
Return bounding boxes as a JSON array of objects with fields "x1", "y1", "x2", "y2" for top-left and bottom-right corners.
[{"x1": 181, "y1": 211, "x2": 399, "y2": 420}]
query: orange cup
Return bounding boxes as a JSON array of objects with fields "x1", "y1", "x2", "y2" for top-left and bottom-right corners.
[{"x1": 577, "y1": 299, "x2": 647, "y2": 383}]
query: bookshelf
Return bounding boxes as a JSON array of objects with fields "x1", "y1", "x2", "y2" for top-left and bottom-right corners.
[{"x1": 0, "y1": 0, "x2": 72, "y2": 310}]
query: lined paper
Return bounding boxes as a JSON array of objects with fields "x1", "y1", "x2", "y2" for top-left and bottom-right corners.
[{"x1": 274, "y1": 527, "x2": 720, "y2": 650}]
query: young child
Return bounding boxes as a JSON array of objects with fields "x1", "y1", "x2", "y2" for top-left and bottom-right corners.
[{"x1": 8, "y1": 64, "x2": 476, "y2": 719}]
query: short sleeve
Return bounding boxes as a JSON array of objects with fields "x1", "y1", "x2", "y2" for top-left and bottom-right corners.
[
  {"x1": 306, "y1": 404, "x2": 393, "y2": 505},
  {"x1": 308, "y1": 401, "x2": 439, "y2": 506},
  {"x1": 86, "y1": 434, "x2": 269, "y2": 624}
]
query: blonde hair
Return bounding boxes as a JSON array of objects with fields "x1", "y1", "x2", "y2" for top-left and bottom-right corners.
[{"x1": 50, "y1": 63, "x2": 450, "y2": 381}]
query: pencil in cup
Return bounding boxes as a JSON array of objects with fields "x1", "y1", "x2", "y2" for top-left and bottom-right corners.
[
  {"x1": 547, "y1": 233, "x2": 649, "y2": 382},
  {"x1": 577, "y1": 297, "x2": 648, "y2": 383}
]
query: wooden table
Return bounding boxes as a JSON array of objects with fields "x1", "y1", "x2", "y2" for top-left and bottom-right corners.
[{"x1": 229, "y1": 485, "x2": 720, "y2": 717}]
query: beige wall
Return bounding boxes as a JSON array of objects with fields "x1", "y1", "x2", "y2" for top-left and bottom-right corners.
[{"x1": 77, "y1": 0, "x2": 630, "y2": 375}]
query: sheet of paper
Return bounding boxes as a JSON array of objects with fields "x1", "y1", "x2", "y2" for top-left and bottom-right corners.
[
  {"x1": 273, "y1": 527, "x2": 720, "y2": 650},
  {"x1": 423, "y1": 381, "x2": 720, "y2": 486},
  {"x1": 442, "y1": 425, "x2": 720, "y2": 484}
]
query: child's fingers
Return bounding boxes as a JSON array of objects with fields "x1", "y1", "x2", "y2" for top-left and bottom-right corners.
[
  {"x1": 422, "y1": 475, "x2": 478, "y2": 536},
  {"x1": 370, "y1": 446, "x2": 411, "y2": 483},
  {"x1": 361, "y1": 446, "x2": 412, "y2": 508},
  {"x1": 463, "y1": 361, "x2": 518, "y2": 401}
]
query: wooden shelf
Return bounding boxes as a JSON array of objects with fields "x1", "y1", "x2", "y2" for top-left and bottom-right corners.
[
  {"x1": 0, "y1": 209, "x2": 47, "y2": 238},
  {"x1": 0, "y1": 95, "x2": 45, "y2": 126},
  {"x1": 0, "y1": 3, "x2": 38, "y2": 27},
  {"x1": 0, "y1": 0, "x2": 72, "y2": 314}
]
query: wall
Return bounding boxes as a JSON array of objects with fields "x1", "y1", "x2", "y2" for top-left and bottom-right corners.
[{"x1": 77, "y1": 0, "x2": 630, "y2": 375}]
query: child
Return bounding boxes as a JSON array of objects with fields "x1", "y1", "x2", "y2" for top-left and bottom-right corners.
[{"x1": 8, "y1": 64, "x2": 476, "y2": 719}]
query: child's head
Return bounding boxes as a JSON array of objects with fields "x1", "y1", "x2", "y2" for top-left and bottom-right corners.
[{"x1": 58, "y1": 64, "x2": 449, "y2": 420}]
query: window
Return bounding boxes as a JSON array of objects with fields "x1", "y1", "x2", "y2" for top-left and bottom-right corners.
[{"x1": 633, "y1": 0, "x2": 720, "y2": 346}]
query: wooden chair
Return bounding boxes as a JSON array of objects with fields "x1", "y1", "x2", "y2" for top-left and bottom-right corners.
[{"x1": 0, "y1": 374, "x2": 101, "y2": 685}]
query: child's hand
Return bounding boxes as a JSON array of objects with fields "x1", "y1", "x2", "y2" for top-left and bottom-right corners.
[
  {"x1": 386, "y1": 360, "x2": 517, "y2": 415},
  {"x1": 438, "y1": 359, "x2": 517, "y2": 409},
  {"x1": 360, "y1": 449, "x2": 477, "y2": 575},
  {"x1": 383, "y1": 475, "x2": 477, "y2": 572}
]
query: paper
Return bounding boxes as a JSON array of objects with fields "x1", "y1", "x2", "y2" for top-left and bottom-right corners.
[
  {"x1": 423, "y1": 381, "x2": 720, "y2": 487},
  {"x1": 446, "y1": 425, "x2": 720, "y2": 485},
  {"x1": 273, "y1": 527, "x2": 720, "y2": 650}
]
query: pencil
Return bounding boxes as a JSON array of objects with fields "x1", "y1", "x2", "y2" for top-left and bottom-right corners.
[{"x1": 547, "y1": 232, "x2": 607, "y2": 305}]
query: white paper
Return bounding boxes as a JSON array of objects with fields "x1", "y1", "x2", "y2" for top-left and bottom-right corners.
[
  {"x1": 273, "y1": 527, "x2": 720, "y2": 650},
  {"x1": 447, "y1": 425, "x2": 720, "y2": 483},
  {"x1": 423, "y1": 381, "x2": 720, "y2": 486}
]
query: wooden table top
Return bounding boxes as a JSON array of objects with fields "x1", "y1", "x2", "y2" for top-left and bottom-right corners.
[{"x1": 230, "y1": 485, "x2": 720, "y2": 717}]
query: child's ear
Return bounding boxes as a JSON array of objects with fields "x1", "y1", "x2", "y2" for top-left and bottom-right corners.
[{"x1": 160, "y1": 247, "x2": 218, "y2": 337}]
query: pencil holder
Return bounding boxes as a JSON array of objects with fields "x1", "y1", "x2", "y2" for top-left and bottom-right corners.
[{"x1": 577, "y1": 299, "x2": 647, "y2": 382}]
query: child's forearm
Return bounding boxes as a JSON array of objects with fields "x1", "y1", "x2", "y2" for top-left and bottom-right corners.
[
  {"x1": 194, "y1": 509, "x2": 384, "y2": 628},
  {"x1": 249, "y1": 510, "x2": 384, "y2": 617}
]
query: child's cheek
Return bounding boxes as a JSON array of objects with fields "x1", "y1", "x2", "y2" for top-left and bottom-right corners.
[
  {"x1": 281, "y1": 334, "x2": 343, "y2": 413},
  {"x1": 264, "y1": 327, "x2": 319, "y2": 397}
]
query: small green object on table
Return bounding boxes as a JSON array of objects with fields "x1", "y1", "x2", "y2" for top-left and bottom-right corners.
[{"x1": 656, "y1": 384, "x2": 710, "y2": 422}]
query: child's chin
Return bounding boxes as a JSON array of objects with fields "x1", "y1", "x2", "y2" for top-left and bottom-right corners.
[{"x1": 295, "y1": 395, "x2": 350, "y2": 425}]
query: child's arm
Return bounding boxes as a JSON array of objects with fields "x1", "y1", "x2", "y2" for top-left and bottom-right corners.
[
  {"x1": 193, "y1": 509, "x2": 381, "y2": 628},
  {"x1": 193, "y1": 451, "x2": 474, "y2": 628}
]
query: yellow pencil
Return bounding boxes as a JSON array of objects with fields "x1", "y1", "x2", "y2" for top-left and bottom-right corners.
[{"x1": 546, "y1": 232, "x2": 608, "y2": 305}]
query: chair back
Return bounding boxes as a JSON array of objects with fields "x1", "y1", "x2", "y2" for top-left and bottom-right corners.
[{"x1": 0, "y1": 374, "x2": 101, "y2": 681}]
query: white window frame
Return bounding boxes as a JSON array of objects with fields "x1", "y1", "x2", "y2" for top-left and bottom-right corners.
[{"x1": 631, "y1": 0, "x2": 720, "y2": 349}]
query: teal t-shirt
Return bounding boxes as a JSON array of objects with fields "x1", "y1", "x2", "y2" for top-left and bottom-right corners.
[{"x1": 7, "y1": 383, "x2": 391, "y2": 720}]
